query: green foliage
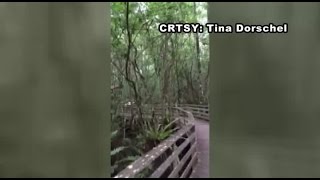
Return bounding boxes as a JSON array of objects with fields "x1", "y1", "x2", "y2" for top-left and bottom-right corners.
[
  {"x1": 143, "y1": 118, "x2": 180, "y2": 142},
  {"x1": 111, "y1": 155, "x2": 140, "y2": 175},
  {"x1": 111, "y1": 146, "x2": 126, "y2": 156},
  {"x1": 111, "y1": 129, "x2": 142, "y2": 176},
  {"x1": 111, "y1": 2, "x2": 208, "y2": 105},
  {"x1": 111, "y1": 130, "x2": 126, "y2": 157},
  {"x1": 111, "y1": 130, "x2": 118, "y2": 139},
  {"x1": 111, "y1": 2, "x2": 208, "y2": 177}
]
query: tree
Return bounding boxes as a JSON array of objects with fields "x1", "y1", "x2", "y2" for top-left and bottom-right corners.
[{"x1": 111, "y1": 2, "x2": 208, "y2": 176}]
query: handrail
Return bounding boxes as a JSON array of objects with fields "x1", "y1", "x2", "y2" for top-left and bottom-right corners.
[
  {"x1": 172, "y1": 107, "x2": 195, "y2": 123},
  {"x1": 114, "y1": 107, "x2": 198, "y2": 178},
  {"x1": 178, "y1": 105, "x2": 209, "y2": 121},
  {"x1": 179, "y1": 104, "x2": 209, "y2": 108},
  {"x1": 119, "y1": 104, "x2": 209, "y2": 122}
]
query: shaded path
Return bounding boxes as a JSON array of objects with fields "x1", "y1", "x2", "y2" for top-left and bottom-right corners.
[{"x1": 191, "y1": 119, "x2": 210, "y2": 178}]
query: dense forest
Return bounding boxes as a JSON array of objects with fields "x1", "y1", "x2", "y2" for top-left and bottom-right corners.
[{"x1": 111, "y1": 2, "x2": 208, "y2": 176}]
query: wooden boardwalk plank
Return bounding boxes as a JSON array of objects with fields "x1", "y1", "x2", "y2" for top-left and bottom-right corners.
[{"x1": 191, "y1": 119, "x2": 209, "y2": 178}]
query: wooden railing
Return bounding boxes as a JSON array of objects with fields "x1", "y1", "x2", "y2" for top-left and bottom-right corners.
[
  {"x1": 114, "y1": 107, "x2": 198, "y2": 178},
  {"x1": 178, "y1": 104, "x2": 209, "y2": 121}
]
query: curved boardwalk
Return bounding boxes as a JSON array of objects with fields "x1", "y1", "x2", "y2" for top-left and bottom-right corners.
[
  {"x1": 191, "y1": 119, "x2": 210, "y2": 178},
  {"x1": 114, "y1": 105, "x2": 209, "y2": 178}
]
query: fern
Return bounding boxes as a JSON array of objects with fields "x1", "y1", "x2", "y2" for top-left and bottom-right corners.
[
  {"x1": 111, "y1": 130, "x2": 119, "y2": 139},
  {"x1": 111, "y1": 146, "x2": 126, "y2": 156},
  {"x1": 143, "y1": 117, "x2": 180, "y2": 142},
  {"x1": 117, "y1": 155, "x2": 140, "y2": 164}
]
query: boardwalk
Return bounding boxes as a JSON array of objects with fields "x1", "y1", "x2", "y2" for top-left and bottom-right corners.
[
  {"x1": 114, "y1": 104, "x2": 209, "y2": 178},
  {"x1": 191, "y1": 119, "x2": 210, "y2": 178}
]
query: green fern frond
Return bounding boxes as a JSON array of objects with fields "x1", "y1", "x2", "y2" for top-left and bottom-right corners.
[
  {"x1": 111, "y1": 146, "x2": 126, "y2": 156},
  {"x1": 111, "y1": 130, "x2": 119, "y2": 139},
  {"x1": 117, "y1": 156, "x2": 140, "y2": 164}
]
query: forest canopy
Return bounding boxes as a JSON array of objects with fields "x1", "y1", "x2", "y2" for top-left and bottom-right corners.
[{"x1": 111, "y1": 2, "x2": 208, "y2": 106}]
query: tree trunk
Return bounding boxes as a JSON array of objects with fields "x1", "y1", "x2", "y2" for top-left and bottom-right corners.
[
  {"x1": 193, "y1": 2, "x2": 202, "y2": 103},
  {"x1": 125, "y1": 2, "x2": 143, "y2": 121}
]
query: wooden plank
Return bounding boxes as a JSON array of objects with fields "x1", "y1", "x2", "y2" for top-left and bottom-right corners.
[
  {"x1": 194, "y1": 115, "x2": 209, "y2": 121},
  {"x1": 179, "y1": 107, "x2": 206, "y2": 110},
  {"x1": 149, "y1": 133, "x2": 196, "y2": 178},
  {"x1": 181, "y1": 106, "x2": 209, "y2": 112},
  {"x1": 173, "y1": 107, "x2": 195, "y2": 122},
  {"x1": 168, "y1": 143, "x2": 197, "y2": 178},
  {"x1": 183, "y1": 110, "x2": 209, "y2": 121},
  {"x1": 114, "y1": 124, "x2": 194, "y2": 178},
  {"x1": 181, "y1": 153, "x2": 198, "y2": 178},
  {"x1": 192, "y1": 112, "x2": 209, "y2": 119},
  {"x1": 179, "y1": 104, "x2": 209, "y2": 108},
  {"x1": 186, "y1": 112, "x2": 208, "y2": 118},
  {"x1": 183, "y1": 108, "x2": 208, "y2": 114},
  {"x1": 180, "y1": 105, "x2": 208, "y2": 109},
  {"x1": 190, "y1": 110, "x2": 209, "y2": 116}
]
